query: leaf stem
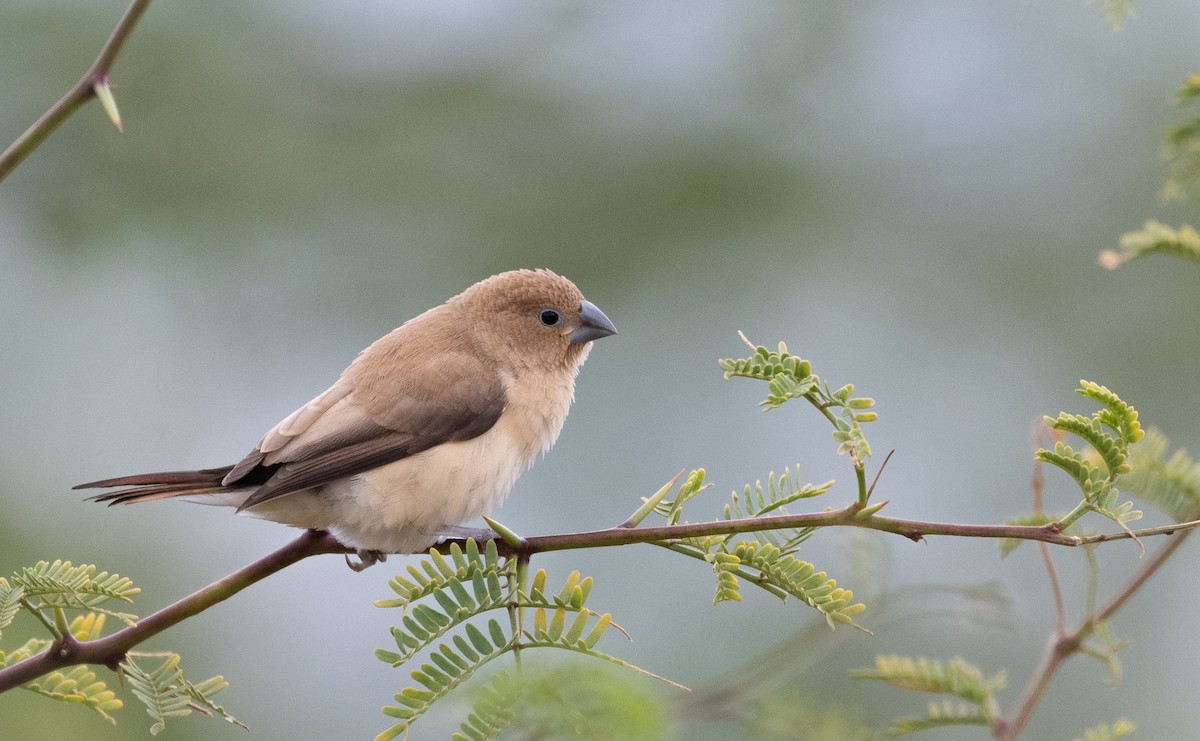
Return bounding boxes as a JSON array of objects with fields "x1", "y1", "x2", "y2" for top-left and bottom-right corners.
[
  {"x1": 20, "y1": 598, "x2": 60, "y2": 639},
  {"x1": 509, "y1": 553, "x2": 530, "y2": 673},
  {"x1": 854, "y1": 464, "x2": 868, "y2": 506},
  {"x1": 1055, "y1": 499, "x2": 1094, "y2": 531}
]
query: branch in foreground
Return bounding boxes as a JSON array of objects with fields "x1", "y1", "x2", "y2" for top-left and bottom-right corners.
[
  {"x1": 0, "y1": 529, "x2": 344, "y2": 693},
  {"x1": 0, "y1": 0, "x2": 153, "y2": 182},
  {"x1": 4, "y1": 502, "x2": 1191, "y2": 697},
  {"x1": 512, "y1": 505, "x2": 1200, "y2": 554}
]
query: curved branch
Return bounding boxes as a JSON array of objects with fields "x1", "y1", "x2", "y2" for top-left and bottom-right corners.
[
  {"x1": 0, "y1": 0, "x2": 154, "y2": 182},
  {"x1": 0, "y1": 529, "x2": 345, "y2": 692}
]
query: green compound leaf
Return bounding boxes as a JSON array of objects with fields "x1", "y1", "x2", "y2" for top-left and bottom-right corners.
[
  {"x1": 1119, "y1": 427, "x2": 1200, "y2": 522},
  {"x1": 1077, "y1": 380, "x2": 1143, "y2": 445},
  {"x1": 728, "y1": 541, "x2": 865, "y2": 627},
  {"x1": 376, "y1": 539, "x2": 503, "y2": 610},
  {"x1": 855, "y1": 656, "x2": 1007, "y2": 736},
  {"x1": 1161, "y1": 72, "x2": 1200, "y2": 202},
  {"x1": 1, "y1": 636, "x2": 52, "y2": 669},
  {"x1": 1037, "y1": 381, "x2": 1144, "y2": 530},
  {"x1": 464, "y1": 664, "x2": 666, "y2": 741},
  {"x1": 854, "y1": 655, "x2": 1005, "y2": 708},
  {"x1": 452, "y1": 670, "x2": 519, "y2": 741},
  {"x1": 1105, "y1": 220, "x2": 1200, "y2": 269},
  {"x1": 22, "y1": 663, "x2": 123, "y2": 724},
  {"x1": 179, "y1": 676, "x2": 245, "y2": 731},
  {"x1": 2, "y1": 613, "x2": 109, "y2": 672},
  {"x1": 374, "y1": 553, "x2": 510, "y2": 668},
  {"x1": 650, "y1": 469, "x2": 709, "y2": 526},
  {"x1": 1036, "y1": 441, "x2": 1105, "y2": 495},
  {"x1": 521, "y1": 625, "x2": 686, "y2": 691},
  {"x1": 0, "y1": 580, "x2": 24, "y2": 638},
  {"x1": 719, "y1": 341, "x2": 813, "y2": 386},
  {"x1": 120, "y1": 653, "x2": 242, "y2": 736},
  {"x1": 763, "y1": 373, "x2": 818, "y2": 409},
  {"x1": 686, "y1": 538, "x2": 866, "y2": 627},
  {"x1": 719, "y1": 341, "x2": 826, "y2": 412},
  {"x1": 12, "y1": 561, "x2": 139, "y2": 627},
  {"x1": 651, "y1": 466, "x2": 866, "y2": 626},
  {"x1": 721, "y1": 338, "x2": 876, "y2": 466},
  {"x1": 724, "y1": 468, "x2": 834, "y2": 554},
  {"x1": 1044, "y1": 413, "x2": 1128, "y2": 476},
  {"x1": 377, "y1": 618, "x2": 515, "y2": 741},
  {"x1": 889, "y1": 700, "x2": 991, "y2": 736}
]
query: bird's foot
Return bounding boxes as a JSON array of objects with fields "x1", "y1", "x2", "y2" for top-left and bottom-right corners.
[{"x1": 345, "y1": 549, "x2": 387, "y2": 572}]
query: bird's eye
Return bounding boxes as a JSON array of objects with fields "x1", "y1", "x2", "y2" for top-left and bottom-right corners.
[{"x1": 539, "y1": 308, "x2": 561, "y2": 326}]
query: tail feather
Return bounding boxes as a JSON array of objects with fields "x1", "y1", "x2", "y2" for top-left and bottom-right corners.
[{"x1": 76, "y1": 466, "x2": 235, "y2": 506}]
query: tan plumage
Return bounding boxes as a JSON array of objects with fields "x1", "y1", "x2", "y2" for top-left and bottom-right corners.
[{"x1": 77, "y1": 269, "x2": 616, "y2": 556}]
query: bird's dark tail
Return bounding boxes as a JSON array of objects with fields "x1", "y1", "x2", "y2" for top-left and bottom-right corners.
[{"x1": 76, "y1": 466, "x2": 236, "y2": 505}]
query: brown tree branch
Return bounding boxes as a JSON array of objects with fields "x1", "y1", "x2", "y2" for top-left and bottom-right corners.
[
  {"x1": 0, "y1": 529, "x2": 345, "y2": 692},
  {"x1": 2, "y1": 502, "x2": 1193, "y2": 703},
  {"x1": 0, "y1": 0, "x2": 153, "y2": 182},
  {"x1": 514, "y1": 506, "x2": 1200, "y2": 554}
]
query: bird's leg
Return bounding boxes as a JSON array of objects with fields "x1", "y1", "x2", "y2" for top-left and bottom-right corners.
[{"x1": 345, "y1": 549, "x2": 387, "y2": 572}]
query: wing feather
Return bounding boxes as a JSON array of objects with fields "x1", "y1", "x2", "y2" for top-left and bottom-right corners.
[{"x1": 231, "y1": 334, "x2": 507, "y2": 511}]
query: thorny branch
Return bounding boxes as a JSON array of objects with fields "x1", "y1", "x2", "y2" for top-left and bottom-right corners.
[
  {"x1": 3, "y1": 501, "x2": 1196, "y2": 695},
  {"x1": 0, "y1": 0, "x2": 153, "y2": 182}
]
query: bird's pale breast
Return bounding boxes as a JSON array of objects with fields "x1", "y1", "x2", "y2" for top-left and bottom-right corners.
[{"x1": 275, "y1": 365, "x2": 580, "y2": 553}]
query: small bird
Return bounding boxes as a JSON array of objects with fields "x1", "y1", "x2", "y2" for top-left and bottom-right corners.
[{"x1": 77, "y1": 269, "x2": 616, "y2": 567}]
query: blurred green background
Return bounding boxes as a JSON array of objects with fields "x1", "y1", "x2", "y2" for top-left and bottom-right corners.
[{"x1": 4, "y1": 1, "x2": 1200, "y2": 738}]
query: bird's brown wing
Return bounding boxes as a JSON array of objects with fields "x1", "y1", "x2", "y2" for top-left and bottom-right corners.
[
  {"x1": 80, "y1": 338, "x2": 507, "y2": 509},
  {"x1": 230, "y1": 340, "x2": 507, "y2": 511}
]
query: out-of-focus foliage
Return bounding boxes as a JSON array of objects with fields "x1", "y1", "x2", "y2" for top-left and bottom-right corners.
[
  {"x1": 463, "y1": 665, "x2": 665, "y2": 741},
  {"x1": 0, "y1": 565, "x2": 237, "y2": 736},
  {"x1": 855, "y1": 655, "x2": 1004, "y2": 735},
  {"x1": 1120, "y1": 428, "x2": 1200, "y2": 521},
  {"x1": 1103, "y1": 220, "x2": 1200, "y2": 269}
]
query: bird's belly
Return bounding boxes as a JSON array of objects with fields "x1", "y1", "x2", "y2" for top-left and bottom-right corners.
[{"x1": 325, "y1": 424, "x2": 536, "y2": 553}]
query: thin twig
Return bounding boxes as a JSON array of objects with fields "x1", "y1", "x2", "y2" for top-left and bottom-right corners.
[
  {"x1": 0, "y1": 0, "x2": 154, "y2": 182},
  {"x1": 994, "y1": 527, "x2": 1193, "y2": 740},
  {"x1": 1031, "y1": 424, "x2": 1066, "y2": 636},
  {"x1": 1036, "y1": 543, "x2": 1066, "y2": 637}
]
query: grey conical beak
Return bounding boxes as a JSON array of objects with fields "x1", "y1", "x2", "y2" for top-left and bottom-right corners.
[{"x1": 570, "y1": 300, "x2": 618, "y2": 344}]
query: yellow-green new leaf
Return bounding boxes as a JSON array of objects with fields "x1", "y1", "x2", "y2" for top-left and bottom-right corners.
[
  {"x1": 889, "y1": 700, "x2": 991, "y2": 736},
  {"x1": 1075, "y1": 718, "x2": 1135, "y2": 741},
  {"x1": 0, "y1": 582, "x2": 23, "y2": 637},
  {"x1": 22, "y1": 664, "x2": 123, "y2": 724}
]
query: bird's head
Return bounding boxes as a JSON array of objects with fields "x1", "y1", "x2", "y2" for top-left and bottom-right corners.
[{"x1": 458, "y1": 269, "x2": 617, "y2": 373}]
